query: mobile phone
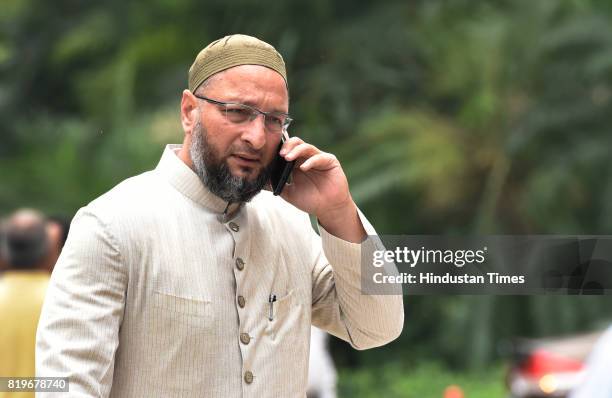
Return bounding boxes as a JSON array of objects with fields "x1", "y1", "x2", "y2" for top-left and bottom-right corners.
[{"x1": 269, "y1": 133, "x2": 294, "y2": 196}]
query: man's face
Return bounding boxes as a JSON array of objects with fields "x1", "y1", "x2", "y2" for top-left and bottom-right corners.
[{"x1": 189, "y1": 65, "x2": 288, "y2": 203}]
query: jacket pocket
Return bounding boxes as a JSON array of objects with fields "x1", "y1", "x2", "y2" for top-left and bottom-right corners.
[
  {"x1": 264, "y1": 289, "x2": 297, "y2": 340},
  {"x1": 152, "y1": 291, "x2": 213, "y2": 330}
]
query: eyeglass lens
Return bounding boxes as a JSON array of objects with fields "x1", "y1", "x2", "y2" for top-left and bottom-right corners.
[{"x1": 222, "y1": 104, "x2": 287, "y2": 132}]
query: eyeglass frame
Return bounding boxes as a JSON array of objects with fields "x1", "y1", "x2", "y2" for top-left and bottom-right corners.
[{"x1": 193, "y1": 94, "x2": 293, "y2": 134}]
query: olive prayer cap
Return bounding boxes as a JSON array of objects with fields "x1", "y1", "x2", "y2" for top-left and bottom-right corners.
[{"x1": 188, "y1": 34, "x2": 287, "y2": 92}]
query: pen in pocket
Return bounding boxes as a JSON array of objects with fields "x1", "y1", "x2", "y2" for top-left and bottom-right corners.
[{"x1": 268, "y1": 294, "x2": 277, "y2": 321}]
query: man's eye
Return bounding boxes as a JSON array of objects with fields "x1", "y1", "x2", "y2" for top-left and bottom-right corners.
[
  {"x1": 267, "y1": 115, "x2": 283, "y2": 126},
  {"x1": 226, "y1": 108, "x2": 249, "y2": 115}
]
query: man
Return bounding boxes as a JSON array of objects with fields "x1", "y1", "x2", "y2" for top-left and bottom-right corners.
[
  {"x1": 36, "y1": 34, "x2": 403, "y2": 397},
  {"x1": 0, "y1": 209, "x2": 51, "y2": 397}
]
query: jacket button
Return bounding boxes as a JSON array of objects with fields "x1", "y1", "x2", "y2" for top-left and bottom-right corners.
[
  {"x1": 229, "y1": 222, "x2": 239, "y2": 232},
  {"x1": 237, "y1": 295, "x2": 246, "y2": 308},
  {"x1": 235, "y1": 258, "x2": 245, "y2": 271},
  {"x1": 240, "y1": 332, "x2": 251, "y2": 345},
  {"x1": 244, "y1": 371, "x2": 254, "y2": 384}
]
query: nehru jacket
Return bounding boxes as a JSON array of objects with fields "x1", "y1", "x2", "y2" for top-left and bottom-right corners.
[{"x1": 36, "y1": 144, "x2": 404, "y2": 398}]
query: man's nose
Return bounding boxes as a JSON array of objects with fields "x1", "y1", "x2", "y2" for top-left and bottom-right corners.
[{"x1": 240, "y1": 114, "x2": 267, "y2": 150}]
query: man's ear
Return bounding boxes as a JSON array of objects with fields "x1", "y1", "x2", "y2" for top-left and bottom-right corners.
[{"x1": 180, "y1": 89, "x2": 199, "y2": 135}]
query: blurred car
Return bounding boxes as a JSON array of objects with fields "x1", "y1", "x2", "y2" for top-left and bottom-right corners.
[{"x1": 506, "y1": 331, "x2": 603, "y2": 398}]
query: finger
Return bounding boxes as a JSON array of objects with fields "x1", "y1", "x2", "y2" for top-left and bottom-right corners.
[
  {"x1": 279, "y1": 136, "x2": 304, "y2": 156},
  {"x1": 299, "y1": 153, "x2": 337, "y2": 172},
  {"x1": 285, "y1": 143, "x2": 320, "y2": 161}
]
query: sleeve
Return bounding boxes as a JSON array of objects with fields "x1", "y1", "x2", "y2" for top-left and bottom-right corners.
[
  {"x1": 36, "y1": 208, "x2": 127, "y2": 398},
  {"x1": 310, "y1": 207, "x2": 404, "y2": 350}
]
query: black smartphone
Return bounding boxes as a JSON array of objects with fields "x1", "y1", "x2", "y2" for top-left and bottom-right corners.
[{"x1": 269, "y1": 133, "x2": 294, "y2": 196}]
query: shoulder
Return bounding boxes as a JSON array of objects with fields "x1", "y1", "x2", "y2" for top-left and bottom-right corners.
[
  {"x1": 70, "y1": 170, "x2": 163, "y2": 238},
  {"x1": 247, "y1": 190, "x2": 314, "y2": 235},
  {"x1": 88, "y1": 170, "x2": 159, "y2": 212},
  {"x1": 85, "y1": 168, "x2": 171, "y2": 219}
]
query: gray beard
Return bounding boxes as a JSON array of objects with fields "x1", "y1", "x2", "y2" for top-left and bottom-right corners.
[{"x1": 190, "y1": 122, "x2": 271, "y2": 203}]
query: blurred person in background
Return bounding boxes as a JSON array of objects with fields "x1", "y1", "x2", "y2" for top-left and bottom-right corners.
[
  {"x1": 0, "y1": 225, "x2": 6, "y2": 273},
  {"x1": 47, "y1": 216, "x2": 70, "y2": 250},
  {"x1": 43, "y1": 215, "x2": 71, "y2": 273},
  {"x1": 0, "y1": 209, "x2": 51, "y2": 396},
  {"x1": 570, "y1": 325, "x2": 612, "y2": 398},
  {"x1": 307, "y1": 327, "x2": 338, "y2": 398}
]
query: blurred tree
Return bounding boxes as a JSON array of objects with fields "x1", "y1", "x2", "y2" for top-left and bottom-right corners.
[{"x1": 335, "y1": 0, "x2": 612, "y2": 369}]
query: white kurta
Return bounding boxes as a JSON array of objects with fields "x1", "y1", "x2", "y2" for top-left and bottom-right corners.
[{"x1": 36, "y1": 144, "x2": 404, "y2": 398}]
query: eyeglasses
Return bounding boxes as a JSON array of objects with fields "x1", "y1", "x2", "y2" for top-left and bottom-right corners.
[{"x1": 194, "y1": 94, "x2": 292, "y2": 134}]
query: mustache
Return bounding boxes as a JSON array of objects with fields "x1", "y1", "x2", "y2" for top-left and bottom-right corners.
[{"x1": 228, "y1": 145, "x2": 263, "y2": 158}]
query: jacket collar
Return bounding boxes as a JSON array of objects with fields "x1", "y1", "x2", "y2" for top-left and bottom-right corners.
[{"x1": 155, "y1": 144, "x2": 243, "y2": 217}]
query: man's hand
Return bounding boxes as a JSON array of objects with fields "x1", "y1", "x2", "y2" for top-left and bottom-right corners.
[{"x1": 278, "y1": 136, "x2": 366, "y2": 243}]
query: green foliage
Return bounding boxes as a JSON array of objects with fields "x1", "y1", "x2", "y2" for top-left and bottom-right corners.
[{"x1": 338, "y1": 361, "x2": 506, "y2": 398}]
